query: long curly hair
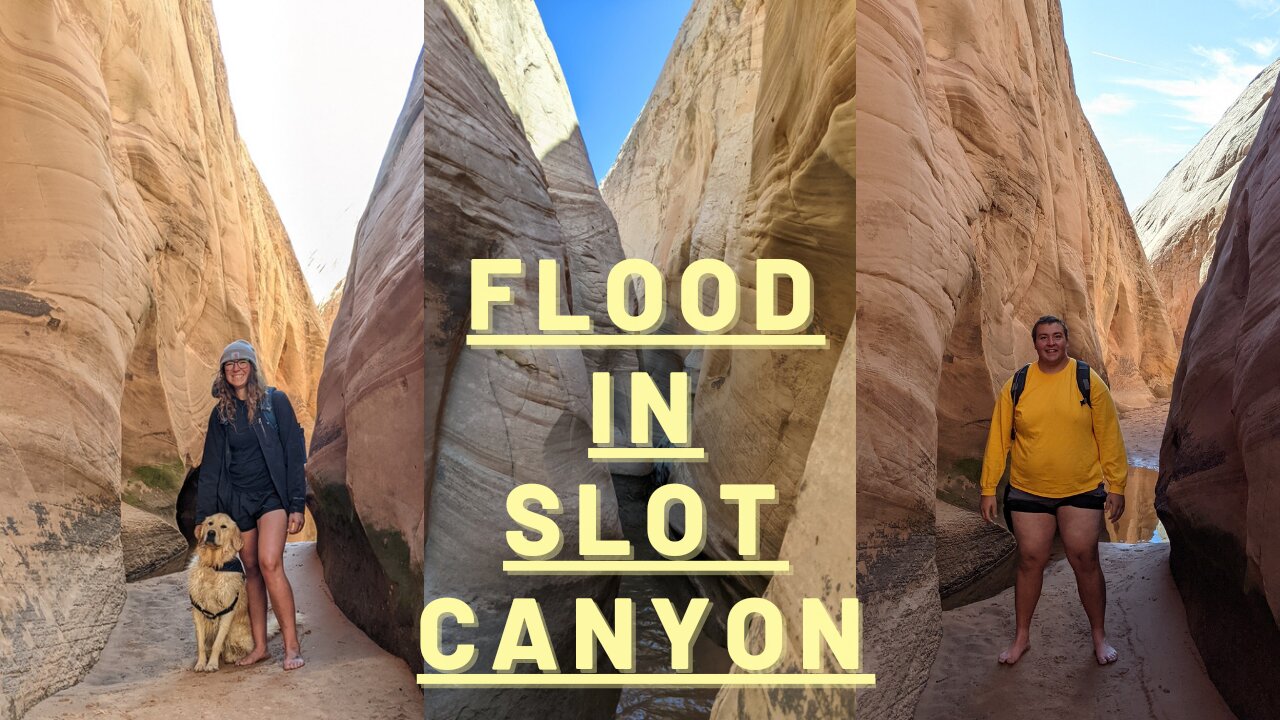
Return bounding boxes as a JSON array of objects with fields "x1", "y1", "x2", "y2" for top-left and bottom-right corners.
[{"x1": 213, "y1": 361, "x2": 268, "y2": 425}]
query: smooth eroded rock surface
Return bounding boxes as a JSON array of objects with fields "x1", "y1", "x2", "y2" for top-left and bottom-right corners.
[
  {"x1": 1134, "y1": 60, "x2": 1280, "y2": 345},
  {"x1": 601, "y1": 0, "x2": 855, "y2": 649},
  {"x1": 0, "y1": 1, "x2": 325, "y2": 715},
  {"x1": 422, "y1": 1, "x2": 632, "y2": 716},
  {"x1": 120, "y1": 504, "x2": 189, "y2": 583},
  {"x1": 308, "y1": 50, "x2": 425, "y2": 669},
  {"x1": 856, "y1": 0, "x2": 1178, "y2": 715},
  {"x1": 1158, "y1": 65, "x2": 1280, "y2": 720}
]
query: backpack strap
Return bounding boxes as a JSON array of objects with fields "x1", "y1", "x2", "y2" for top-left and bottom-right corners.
[
  {"x1": 1076, "y1": 361, "x2": 1092, "y2": 407},
  {"x1": 1009, "y1": 364, "x2": 1031, "y2": 439},
  {"x1": 260, "y1": 387, "x2": 277, "y2": 430}
]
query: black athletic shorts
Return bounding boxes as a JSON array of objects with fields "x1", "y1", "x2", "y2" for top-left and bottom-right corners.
[
  {"x1": 1002, "y1": 482, "x2": 1106, "y2": 529},
  {"x1": 227, "y1": 486, "x2": 285, "y2": 532}
]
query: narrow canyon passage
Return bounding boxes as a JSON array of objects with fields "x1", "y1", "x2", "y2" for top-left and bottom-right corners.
[
  {"x1": 611, "y1": 473, "x2": 731, "y2": 720},
  {"x1": 912, "y1": 402, "x2": 1234, "y2": 719}
]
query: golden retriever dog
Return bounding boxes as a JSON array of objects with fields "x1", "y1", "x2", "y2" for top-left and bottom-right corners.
[{"x1": 188, "y1": 513, "x2": 253, "y2": 671}]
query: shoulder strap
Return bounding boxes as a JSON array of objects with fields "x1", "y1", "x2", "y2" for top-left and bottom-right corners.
[
  {"x1": 260, "y1": 387, "x2": 277, "y2": 430},
  {"x1": 1009, "y1": 364, "x2": 1031, "y2": 439},
  {"x1": 1076, "y1": 360, "x2": 1092, "y2": 407}
]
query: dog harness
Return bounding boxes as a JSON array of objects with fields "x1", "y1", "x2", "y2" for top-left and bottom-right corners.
[{"x1": 190, "y1": 557, "x2": 246, "y2": 620}]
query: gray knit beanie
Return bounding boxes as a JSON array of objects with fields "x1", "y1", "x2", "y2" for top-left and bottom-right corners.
[{"x1": 219, "y1": 339, "x2": 258, "y2": 368}]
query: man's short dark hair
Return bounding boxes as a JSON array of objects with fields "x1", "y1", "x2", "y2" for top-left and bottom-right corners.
[{"x1": 1031, "y1": 315, "x2": 1068, "y2": 341}]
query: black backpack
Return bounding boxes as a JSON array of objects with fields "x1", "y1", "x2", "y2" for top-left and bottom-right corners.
[{"x1": 1009, "y1": 361, "x2": 1091, "y2": 439}]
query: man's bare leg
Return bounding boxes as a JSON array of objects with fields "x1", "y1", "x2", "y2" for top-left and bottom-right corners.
[
  {"x1": 1058, "y1": 505, "x2": 1117, "y2": 665},
  {"x1": 1001, "y1": 510, "x2": 1057, "y2": 664}
]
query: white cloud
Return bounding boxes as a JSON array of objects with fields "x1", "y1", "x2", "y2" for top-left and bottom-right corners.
[
  {"x1": 1241, "y1": 37, "x2": 1279, "y2": 59},
  {"x1": 1115, "y1": 46, "x2": 1264, "y2": 125},
  {"x1": 1084, "y1": 92, "x2": 1136, "y2": 116},
  {"x1": 1234, "y1": 0, "x2": 1280, "y2": 18}
]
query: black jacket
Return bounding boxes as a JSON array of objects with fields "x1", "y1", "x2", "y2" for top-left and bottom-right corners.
[{"x1": 195, "y1": 389, "x2": 307, "y2": 522}]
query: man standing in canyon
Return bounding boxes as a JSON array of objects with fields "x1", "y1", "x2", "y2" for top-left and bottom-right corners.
[{"x1": 978, "y1": 315, "x2": 1127, "y2": 666}]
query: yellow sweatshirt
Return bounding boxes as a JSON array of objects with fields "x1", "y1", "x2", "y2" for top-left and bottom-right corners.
[{"x1": 979, "y1": 358, "x2": 1127, "y2": 497}]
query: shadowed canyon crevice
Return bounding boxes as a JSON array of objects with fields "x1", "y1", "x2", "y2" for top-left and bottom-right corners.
[{"x1": 1157, "y1": 64, "x2": 1280, "y2": 720}]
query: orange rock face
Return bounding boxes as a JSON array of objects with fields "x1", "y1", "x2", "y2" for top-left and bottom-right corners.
[
  {"x1": 0, "y1": 0, "x2": 325, "y2": 714},
  {"x1": 856, "y1": 0, "x2": 1177, "y2": 715},
  {"x1": 1158, "y1": 71, "x2": 1280, "y2": 720}
]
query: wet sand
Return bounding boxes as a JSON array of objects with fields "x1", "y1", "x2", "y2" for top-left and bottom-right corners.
[
  {"x1": 913, "y1": 543, "x2": 1235, "y2": 719},
  {"x1": 1119, "y1": 399, "x2": 1169, "y2": 469},
  {"x1": 28, "y1": 542, "x2": 422, "y2": 719}
]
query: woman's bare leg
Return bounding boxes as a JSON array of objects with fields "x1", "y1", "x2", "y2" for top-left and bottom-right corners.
[
  {"x1": 256, "y1": 509, "x2": 305, "y2": 669},
  {"x1": 235, "y1": 527, "x2": 270, "y2": 665},
  {"x1": 1001, "y1": 511, "x2": 1057, "y2": 664}
]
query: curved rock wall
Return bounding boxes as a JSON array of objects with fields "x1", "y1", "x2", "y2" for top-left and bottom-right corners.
[
  {"x1": 1157, "y1": 69, "x2": 1280, "y2": 720},
  {"x1": 421, "y1": 1, "x2": 632, "y2": 716},
  {"x1": 308, "y1": 52, "x2": 425, "y2": 669},
  {"x1": 1134, "y1": 60, "x2": 1280, "y2": 345},
  {"x1": 0, "y1": 1, "x2": 324, "y2": 714},
  {"x1": 855, "y1": 0, "x2": 1177, "y2": 715},
  {"x1": 601, "y1": 0, "x2": 855, "y2": 647}
]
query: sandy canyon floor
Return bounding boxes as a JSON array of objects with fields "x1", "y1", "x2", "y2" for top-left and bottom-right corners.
[
  {"x1": 28, "y1": 543, "x2": 422, "y2": 719},
  {"x1": 913, "y1": 400, "x2": 1236, "y2": 719}
]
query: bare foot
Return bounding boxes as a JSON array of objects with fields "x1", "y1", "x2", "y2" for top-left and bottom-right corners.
[
  {"x1": 1094, "y1": 638, "x2": 1118, "y2": 665},
  {"x1": 998, "y1": 637, "x2": 1031, "y2": 665},
  {"x1": 235, "y1": 646, "x2": 269, "y2": 666},
  {"x1": 284, "y1": 648, "x2": 306, "y2": 671}
]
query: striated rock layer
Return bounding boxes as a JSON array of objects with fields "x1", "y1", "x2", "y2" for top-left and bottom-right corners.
[
  {"x1": 856, "y1": 0, "x2": 1178, "y2": 715},
  {"x1": 1158, "y1": 69, "x2": 1280, "y2": 720},
  {"x1": 1135, "y1": 59, "x2": 1280, "y2": 345},
  {"x1": 602, "y1": 0, "x2": 855, "y2": 655},
  {"x1": 308, "y1": 52, "x2": 425, "y2": 669},
  {"x1": 0, "y1": 0, "x2": 325, "y2": 715},
  {"x1": 601, "y1": 0, "x2": 855, "y2": 714},
  {"x1": 422, "y1": 1, "x2": 634, "y2": 716}
]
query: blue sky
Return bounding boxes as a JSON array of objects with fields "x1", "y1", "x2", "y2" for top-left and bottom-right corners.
[
  {"x1": 1064, "y1": 0, "x2": 1280, "y2": 209},
  {"x1": 534, "y1": 0, "x2": 692, "y2": 182}
]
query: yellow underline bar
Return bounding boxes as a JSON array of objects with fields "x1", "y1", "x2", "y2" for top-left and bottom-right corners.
[
  {"x1": 588, "y1": 447, "x2": 707, "y2": 461},
  {"x1": 466, "y1": 334, "x2": 827, "y2": 348},
  {"x1": 417, "y1": 673, "x2": 875, "y2": 688},
  {"x1": 503, "y1": 560, "x2": 791, "y2": 575}
]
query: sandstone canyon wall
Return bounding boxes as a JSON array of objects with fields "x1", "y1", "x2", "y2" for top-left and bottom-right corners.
[
  {"x1": 601, "y1": 0, "x2": 855, "y2": 654},
  {"x1": 1134, "y1": 59, "x2": 1280, "y2": 346},
  {"x1": 856, "y1": 0, "x2": 1177, "y2": 715},
  {"x1": 1157, "y1": 70, "x2": 1280, "y2": 720},
  {"x1": 0, "y1": 1, "x2": 325, "y2": 715},
  {"x1": 421, "y1": 1, "x2": 633, "y2": 716},
  {"x1": 308, "y1": 54, "x2": 425, "y2": 669}
]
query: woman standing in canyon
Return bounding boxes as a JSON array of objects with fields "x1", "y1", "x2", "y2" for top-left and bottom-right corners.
[
  {"x1": 195, "y1": 340, "x2": 309, "y2": 670},
  {"x1": 977, "y1": 316, "x2": 1127, "y2": 667}
]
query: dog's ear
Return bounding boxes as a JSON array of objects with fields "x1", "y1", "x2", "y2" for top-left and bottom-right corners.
[
  {"x1": 193, "y1": 521, "x2": 204, "y2": 543},
  {"x1": 231, "y1": 529, "x2": 244, "y2": 553}
]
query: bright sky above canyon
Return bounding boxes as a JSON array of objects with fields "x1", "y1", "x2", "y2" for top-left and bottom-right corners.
[
  {"x1": 1065, "y1": 0, "x2": 1280, "y2": 210},
  {"x1": 211, "y1": 0, "x2": 421, "y2": 299},
  {"x1": 535, "y1": 0, "x2": 691, "y2": 184}
]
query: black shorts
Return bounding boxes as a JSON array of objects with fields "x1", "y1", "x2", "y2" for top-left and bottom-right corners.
[
  {"x1": 1002, "y1": 482, "x2": 1106, "y2": 529},
  {"x1": 226, "y1": 487, "x2": 285, "y2": 532}
]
